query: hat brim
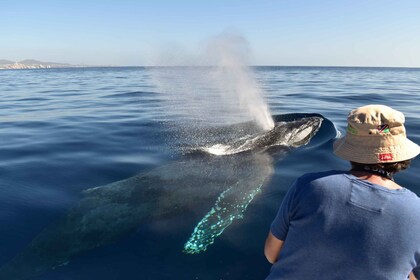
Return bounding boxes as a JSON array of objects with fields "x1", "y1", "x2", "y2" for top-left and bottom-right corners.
[{"x1": 333, "y1": 136, "x2": 420, "y2": 164}]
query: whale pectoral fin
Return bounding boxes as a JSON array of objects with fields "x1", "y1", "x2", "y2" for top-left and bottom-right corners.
[
  {"x1": 183, "y1": 157, "x2": 273, "y2": 254},
  {"x1": 183, "y1": 182, "x2": 261, "y2": 254}
]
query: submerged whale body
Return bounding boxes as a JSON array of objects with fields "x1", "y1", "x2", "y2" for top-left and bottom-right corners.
[{"x1": 0, "y1": 113, "x2": 336, "y2": 279}]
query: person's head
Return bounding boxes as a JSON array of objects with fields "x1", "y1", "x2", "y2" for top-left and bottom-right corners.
[{"x1": 333, "y1": 104, "x2": 420, "y2": 175}]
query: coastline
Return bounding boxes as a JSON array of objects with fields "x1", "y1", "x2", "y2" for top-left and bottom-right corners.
[{"x1": 1, "y1": 64, "x2": 420, "y2": 71}]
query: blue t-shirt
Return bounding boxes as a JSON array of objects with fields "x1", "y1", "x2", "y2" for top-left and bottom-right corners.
[{"x1": 267, "y1": 170, "x2": 420, "y2": 280}]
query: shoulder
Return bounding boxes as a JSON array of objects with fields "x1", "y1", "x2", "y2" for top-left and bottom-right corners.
[
  {"x1": 389, "y1": 189, "x2": 420, "y2": 231},
  {"x1": 399, "y1": 188, "x2": 420, "y2": 207},
  {"x1": 289, "y1": 170, "x2": 350, "y2": 200},
  {"x1": 402, "y1": 187, "x2": 420, "y2": 199},
  {"x1": 296, "y1": 170, "x2": 348, "y2": 185}
]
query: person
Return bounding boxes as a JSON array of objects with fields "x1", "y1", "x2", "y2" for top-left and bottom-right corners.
[{"x1": 264, "y1": 104, "x2": 420, "y2": 280}]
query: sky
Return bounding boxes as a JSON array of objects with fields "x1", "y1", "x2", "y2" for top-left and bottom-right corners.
[{"x1": 1, "y1": 0, "x2": 420, "y2": 67}]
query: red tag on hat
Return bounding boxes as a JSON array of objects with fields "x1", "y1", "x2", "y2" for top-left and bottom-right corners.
[{"x1": 378, "y1": 153, "x2": 393, "y2": 161}]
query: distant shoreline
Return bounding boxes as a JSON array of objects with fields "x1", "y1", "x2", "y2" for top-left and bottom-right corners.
[
  {"x1": 1, "y1": 64, "x2": 419, "y2": 71},
  {"x1": 0, "y1": 59, "x2": 87, "y2": 70},
  {"x1": 0, "y1": 65, "x2": 108, "y2": 70},
  {"x1": 0, "y1": 65, "x2": 89, "y2": 70}
]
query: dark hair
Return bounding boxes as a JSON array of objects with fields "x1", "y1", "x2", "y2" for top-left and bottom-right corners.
[{"x1": 350, "y1": 160, "x2": 412, "y2": 175}]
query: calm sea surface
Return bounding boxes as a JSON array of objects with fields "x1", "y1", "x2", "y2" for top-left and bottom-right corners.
[{"x1": 0, "y1": 66, "x2": 419, "y2": 279}]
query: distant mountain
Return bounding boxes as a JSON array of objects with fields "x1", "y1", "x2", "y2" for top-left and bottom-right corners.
[
  {"x1": 0, "y1": 59, "x2": 14, "y2": 65},
  {"x1": 20, "y1": 59, "x2": 71, "y2": 66},
  {"x1": 0, "y1": 59, "x2": 76, "y2": 69}
]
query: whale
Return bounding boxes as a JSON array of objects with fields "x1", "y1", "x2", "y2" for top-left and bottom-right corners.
[
  {"x1": 0, "y1": 113, "x2": 336, "y2": 279},
  {"x1": 201, "y1": 116, "x2": 323, "y2": 155},
  {"x1": 183, "y1": 116, "x2": 324, "y2": 253}
]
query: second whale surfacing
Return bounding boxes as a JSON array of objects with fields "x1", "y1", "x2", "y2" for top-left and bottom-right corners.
[{"x1": 0, "y1": 113, "x2": 336, "y2": 279}]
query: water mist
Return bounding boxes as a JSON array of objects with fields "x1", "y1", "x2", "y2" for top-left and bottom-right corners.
[
  {"x1": 151, "y1": 32, "x2": 274, "y2": 131},
  {"x1": 206, "y1": 33, "x2": 274, "y2": 130}
]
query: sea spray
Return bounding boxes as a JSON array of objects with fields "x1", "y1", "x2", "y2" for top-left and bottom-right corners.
[
  {"x1": 150, "y1": 32, "x2": 274, "y2": 132},
  {"x1": 206, "y1": 33, "x2": 275, "y2": 130}
]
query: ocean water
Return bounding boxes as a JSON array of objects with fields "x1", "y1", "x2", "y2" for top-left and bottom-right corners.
[{"x1": 0, "y1": 66, "x2": 419, "y2": 279}]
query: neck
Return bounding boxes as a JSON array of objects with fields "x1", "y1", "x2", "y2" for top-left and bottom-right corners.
[
  {"x1": 351, "y1": 165, "x2": 394, "y2": 180},
  {"x1": 349, "y1": 170, "x2": 402, "y2": 190}
]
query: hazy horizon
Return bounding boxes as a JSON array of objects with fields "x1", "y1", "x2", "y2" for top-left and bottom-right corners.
[{"x1": 2, "y1": 59, "x2": 420, "y2": 69}]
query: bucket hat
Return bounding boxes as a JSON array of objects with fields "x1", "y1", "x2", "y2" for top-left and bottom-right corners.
[{"x1": 333, "y1": 104, "x2": 420, "y2": 164}]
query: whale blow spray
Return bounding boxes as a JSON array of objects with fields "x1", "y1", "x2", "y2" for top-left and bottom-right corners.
[
  {"x1": 151, "y1": 32, "x2": 274, "y2": 131},
  {"x1": 206, "y1": 33, "x2": 274, "y2": 130}
]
